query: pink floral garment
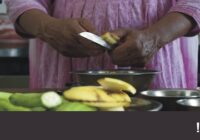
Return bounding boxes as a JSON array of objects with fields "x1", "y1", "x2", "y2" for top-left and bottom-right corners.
[{"x1": 5, "y1": 0, "x2": 200, "y2": 89}]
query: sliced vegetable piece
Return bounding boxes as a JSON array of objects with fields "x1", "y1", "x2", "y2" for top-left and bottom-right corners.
[
  {"x1": 64, "y1": 86, "x2": 116, "y2": 102},
  {"x1": 41, "y1": 91, "x2": 62, "y2": 108},
  {"x1": 109, "y1": 93, "x2": 131, "y2": 102},
  {"x1": 98, "y1": 77, "x2": 136, "y2": 95}
]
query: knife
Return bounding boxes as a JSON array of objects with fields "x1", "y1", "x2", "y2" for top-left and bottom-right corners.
[{"x1": 79, "y1": 32, "x2": 112, "y2": 50}]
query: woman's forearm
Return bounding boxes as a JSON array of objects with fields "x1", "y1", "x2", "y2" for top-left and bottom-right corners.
[
  {"x1": 147, "y1": 12, "x2": 196, "y2": 48},
  {"x1": 17, "y1": 9, "x2": 55, "y2": 37}
]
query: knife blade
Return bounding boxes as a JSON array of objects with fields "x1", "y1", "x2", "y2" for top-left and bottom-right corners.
[{"x1": 79, "y1": 32, "x2": 112, "y2": 50}]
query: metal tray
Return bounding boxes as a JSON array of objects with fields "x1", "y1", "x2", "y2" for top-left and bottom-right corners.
[
  {"x1": 176, "y1": 98, "x2": 200, "y2": 111},
  {"x1": 125, "y1": 98, "x2": 163, "y2": 111},
  {"x1": 140, "y1": 89, "x2": 200, "y2": 111}
]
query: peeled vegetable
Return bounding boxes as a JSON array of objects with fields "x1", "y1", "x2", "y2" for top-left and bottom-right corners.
[
  {"x1": 64, "y1": 86, "x2": 118, "y2": 102},
  {"x1": 101, "y1": 32, "x2": 120, "y2": 45},
  {"x1": 98, "y1": 77, "x2": 136, "y2": 95},
  {"x1": 63, "y1": 77, "x2": 136, "y2": 109}
]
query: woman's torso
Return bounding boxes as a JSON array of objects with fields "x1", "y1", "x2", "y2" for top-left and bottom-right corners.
[{"x1": 30, "y1": 0, "x2": 198, "y2": 89}]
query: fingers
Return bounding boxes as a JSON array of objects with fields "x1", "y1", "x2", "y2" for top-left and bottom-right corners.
[
  {"x1": 110, "y1": 41, "x2": 130, "y2": 65},
  {"x1": 78, "y1": 18, "x2": 97, "y2": 33},
  {"x1": 39, "y1": 18, "x2": 104, "y2": 57},
  {"x1": 77, "y1": 35, "x2": 105, "y2": 55},
  {"x1": 109, "y1": 28, "x2": 129, "y2": 40},
  {"x1": 111, "y1": 40, "x2": 145, "y2": 67},
  {"x1": 75, "y1": 19, "x2": 105, "y2": 55},
  {"x1": 72, "y1": 19, "x2": 87, "y2": 34}
]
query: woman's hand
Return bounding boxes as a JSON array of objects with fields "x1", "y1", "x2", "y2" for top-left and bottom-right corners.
[
  {"x1": 110, "y1": 12, "x2": 196, "y2": 67},
  {"x1": 109, "y1": 29, "x2": 160, "y2": 67},
  {"x1": 39, "y1": 18, "x2": 105, "y2": 57},
  {"x1": 17, "y1": 10, "x2": 104, "y2": 57}
]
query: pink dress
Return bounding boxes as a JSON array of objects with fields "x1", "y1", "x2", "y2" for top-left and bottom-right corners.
[{"x1": 5, "y1": 0, "x2": 200, "y2": 89}]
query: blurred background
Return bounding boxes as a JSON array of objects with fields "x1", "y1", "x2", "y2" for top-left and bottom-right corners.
[{"x1": 0, "y1": 0, "x2": 29, "y2": 88}]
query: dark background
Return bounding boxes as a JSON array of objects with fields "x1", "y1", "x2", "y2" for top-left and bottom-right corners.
[{"x1": 0, "y1": 112, "x2": 199, "y2": 140}]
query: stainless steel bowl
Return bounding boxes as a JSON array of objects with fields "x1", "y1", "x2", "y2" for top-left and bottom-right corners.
[
  {"x1": 176, "y1": 98, "x2": 200, "y2": 111},
  {"x1": 72, "y1": 69, "x2": 159, "y2": 92},
  {"x1": 141, "y1": 89, "x2": 200, "y2": 98},
  {"x1": 140, "y1": 89, "x2": 200, "y2": 111}
]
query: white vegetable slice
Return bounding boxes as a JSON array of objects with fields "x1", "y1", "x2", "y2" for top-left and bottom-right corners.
[{"x1": 41, "y1": 91, "x2": 62, "y2": 108}]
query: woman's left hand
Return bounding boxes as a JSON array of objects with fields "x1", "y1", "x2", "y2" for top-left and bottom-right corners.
[
  {"x1": 110, "y1": 12, "x2": 197, "y2": 67},
  {"x1": 109, "y1": 28, "x2": 161, "y2": 67}
]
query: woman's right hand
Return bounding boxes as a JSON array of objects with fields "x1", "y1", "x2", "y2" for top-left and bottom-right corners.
[
  {"x1": 17, "y1": 10, "x2": 104, "y2": 57},
  {"x1": 38, "y1": 18, "x2": 105, "y2": 57}
]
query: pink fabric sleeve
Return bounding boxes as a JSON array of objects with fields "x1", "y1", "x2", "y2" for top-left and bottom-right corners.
[
  {"x1": 5, "y1": 0, "x2": 52, "y2": 22},
  {"x1": 169, "y1": 0, "x2": 200, "y2": 36},
  {"x1": 5, "y1": 0, "x2": 53, "y2": 37}
]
